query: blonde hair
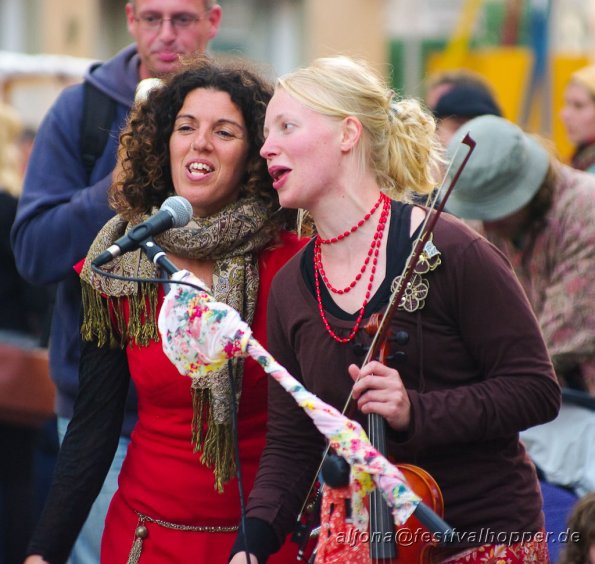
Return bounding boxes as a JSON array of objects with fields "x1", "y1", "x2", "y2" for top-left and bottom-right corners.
[
  {"x1": 0, "y1": 103, "x2": 23, "y2": 198},
  {"x1": 571, "y1": 64, "x2": 595, "y2": 99},
  {"x1": 277, "y1": 56, "x2": 444, "y2": 201}
]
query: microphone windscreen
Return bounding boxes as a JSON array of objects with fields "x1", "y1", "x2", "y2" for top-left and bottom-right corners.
[{"x1": 160, "y1": 196, "x2": 193, "y2": 228}]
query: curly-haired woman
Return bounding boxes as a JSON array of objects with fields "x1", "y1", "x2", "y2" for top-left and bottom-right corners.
[{"x1": 25, "y1": 57, "x2": 303, "y2": 564}]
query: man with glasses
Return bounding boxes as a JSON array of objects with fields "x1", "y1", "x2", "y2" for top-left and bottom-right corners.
[
  {"x1": 12, "y1": 2, "x2": 221, "y2": 563},
  {"x1": 127, "y1": 0, "x2": 220, "y2": 80}
]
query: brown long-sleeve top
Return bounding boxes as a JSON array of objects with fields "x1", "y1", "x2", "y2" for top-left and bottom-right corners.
[{"x1": 237, "y1": 202, "x2": 560, "y2": 559}]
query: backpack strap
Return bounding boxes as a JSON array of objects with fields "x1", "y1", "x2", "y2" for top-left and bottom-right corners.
[{"x1": 80, "y1": 70, "x2": 117, "y2": 182}]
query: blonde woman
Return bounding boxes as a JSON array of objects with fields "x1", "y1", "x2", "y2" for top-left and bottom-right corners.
[{"x1": 230, "y1": 56, "x2": 560, "y2": 563}]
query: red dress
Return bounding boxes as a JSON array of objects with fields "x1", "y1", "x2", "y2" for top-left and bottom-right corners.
[{"x1": 101, "y1": 233, "x2": 305, "y2": 563}]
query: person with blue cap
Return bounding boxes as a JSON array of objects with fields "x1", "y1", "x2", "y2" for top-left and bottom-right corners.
[
  {"x1": 446, "y1": 114, "x2": 595, "y2": 497},
  {"x1": 424, "y1": 69, "x2": 502, "y2": 148},
  {"x1": 432, "y1": 83, "x2": 502, "y2": 147}
]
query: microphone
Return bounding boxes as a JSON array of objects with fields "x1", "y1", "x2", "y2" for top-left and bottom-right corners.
[{"x1": 92, "y1": 196, "x2": 193, "y2": 268}]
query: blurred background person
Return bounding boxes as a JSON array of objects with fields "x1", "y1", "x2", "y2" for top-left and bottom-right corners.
[
  {"x1": 418, "y1": 72, "x2": 503, "y2": 208},
  {"x1": 424, "y1": 69, "x2": 500, "y2": 112},
  {"x1": 0, "y1": 102, "x2": 31, "y2": 342},
  {"x1": 446, "y1": 114, "x2": 595, "y2": 498},
  {"x1": 0, "y1": 110, "x2": 48, "y2": 346},
  {"x1": 431, "y1": 82, "x2": 502, "y2": 146},
  {"x1": 558, "y1": 491, "x2": 595, "y2": 564},
  {"x1": 560, "y1": 64, "x2": 595, "y2": 174},
  {"x1": 447, "y1": 115, "x2": 595, "y2": 400},
  {"x1": 16, "y1": 127, "x2": 37, "y2": 180},
  {"x1": 0, "y1": 102, "x2": 52, "y2": 564},
  {"x1": 10, "y1": 1, "x2": 222, "y2": 562}
]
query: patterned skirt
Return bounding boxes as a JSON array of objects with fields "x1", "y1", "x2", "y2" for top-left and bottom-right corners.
[{"x1": 313, "y1": 486, "x2": 550, "y2": 563}]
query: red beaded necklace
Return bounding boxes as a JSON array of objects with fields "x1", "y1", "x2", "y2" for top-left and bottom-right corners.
[
  {"x1": 314, "y1": 193, "x2": 390, "y2": 343},
  {"x1": 314, "y1": 192, "x2": 385, "y2": 295},
  {"x1": 317, "y1": 192, "x2": 384, "y2": 244}
]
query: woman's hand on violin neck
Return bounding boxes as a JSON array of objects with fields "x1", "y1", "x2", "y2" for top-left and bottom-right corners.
[{"x1": 349, "y1": 361, "x2": 411, "y2": 431}]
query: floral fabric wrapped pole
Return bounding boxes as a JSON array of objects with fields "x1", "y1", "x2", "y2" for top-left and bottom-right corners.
[{"x1": 158, "y1": 270, "x2": 420, "y2": 532}]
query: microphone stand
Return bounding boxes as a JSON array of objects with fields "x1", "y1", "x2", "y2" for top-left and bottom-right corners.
[{"x1": 138, "y1": 237, "x2": 180, "y2": 276}]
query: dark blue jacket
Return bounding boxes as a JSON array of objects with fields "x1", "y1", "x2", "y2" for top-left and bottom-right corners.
[{"x1": 11, "y1": 45, "x2": 140, "y2": 435}]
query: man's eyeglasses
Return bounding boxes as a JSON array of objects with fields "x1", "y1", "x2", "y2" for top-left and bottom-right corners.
[{"x1": 134, "y1": 13, "x2": 207, "y2": 31}]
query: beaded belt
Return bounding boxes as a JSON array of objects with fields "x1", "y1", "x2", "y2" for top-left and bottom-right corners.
[{"x1": 127, "y1": 511, "x2": 239, "y2": 563}]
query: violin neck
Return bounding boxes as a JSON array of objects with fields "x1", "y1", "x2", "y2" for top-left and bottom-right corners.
[
  {"x1": 368, "y1": 412, "x2": 388, "y2": 455},
  {"x1": 368, "y1": 412, "x2": 398, "y2": 559}
]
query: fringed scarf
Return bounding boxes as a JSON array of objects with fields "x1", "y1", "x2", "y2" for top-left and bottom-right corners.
[{"x1": 80, "y1": 196, "x2": 273, "y2": 491}]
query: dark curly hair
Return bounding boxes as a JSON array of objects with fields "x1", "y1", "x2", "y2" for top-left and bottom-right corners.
[{"x1": 110, "y1": 56, "x2": 284, "y2": 225}]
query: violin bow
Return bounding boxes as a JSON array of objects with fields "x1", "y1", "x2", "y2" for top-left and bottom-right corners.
[{"x1": 294, "y1": 133, "x2": 476, "y2": 547}]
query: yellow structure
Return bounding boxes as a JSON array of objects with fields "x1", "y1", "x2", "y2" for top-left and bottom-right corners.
[
  {"x1": 424, "y1": 0, "x2": 594, "y2": 162},
  {"x1": 427, "y1": 49, "x2": 593, "y2": 163}
]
